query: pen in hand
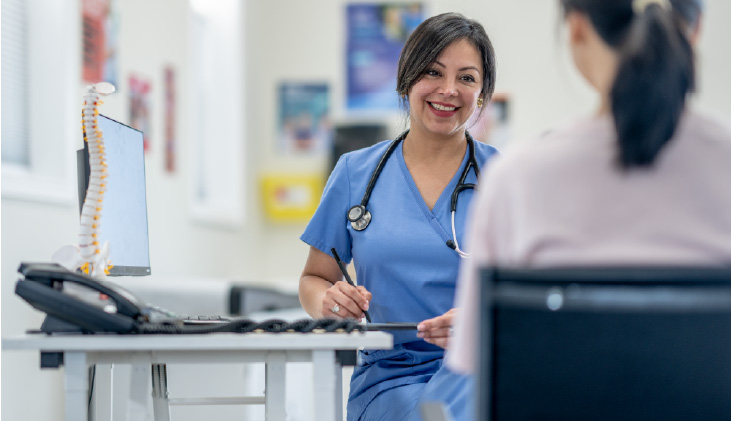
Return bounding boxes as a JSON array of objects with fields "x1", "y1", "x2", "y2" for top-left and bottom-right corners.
[{"x1": 331, "y1": 248, "x2": 372, "y2": 323}]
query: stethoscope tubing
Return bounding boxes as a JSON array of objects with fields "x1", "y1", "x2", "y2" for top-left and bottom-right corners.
[
  {"x1": 451, "y1": 210, "x2": 470, "y2": 258},
  {"x1": 348, "y1": 130, "x2": 480, "y2": 258},
  {"x1": 359, "y1": 131, "x2": 407, "y2": 207}
]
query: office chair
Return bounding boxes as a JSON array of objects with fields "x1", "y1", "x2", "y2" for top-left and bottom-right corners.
[{"x1": 477, "y1": 266, "x2": 731, "y2": 421}]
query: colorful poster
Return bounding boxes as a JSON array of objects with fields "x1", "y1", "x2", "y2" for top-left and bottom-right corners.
[
  {"x1": 129, "y1": 74, "x2": 152, "y2": 152},
  {"x1": 346, "y1": 3, "x2": 423, "y2": 111},
  {"x1": 467, "y1": 94, "x2": 511, "y2": 149},
  {"x1": 279, "y1": 83, "x2": 331, "y2": 154},
  {"x1": 164, "y1": 67, "x2": 176, "y2": 172},
  {"x1": 82, "y1": 0, "x2": 118, "y2": 85}
]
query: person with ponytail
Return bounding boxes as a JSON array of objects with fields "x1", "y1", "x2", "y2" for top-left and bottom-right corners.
[{"x1": 448, "y1": 0, "x2": 731, "y2": 374}]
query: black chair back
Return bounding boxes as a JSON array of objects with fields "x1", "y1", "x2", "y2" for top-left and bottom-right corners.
[{"x1": 477, "y1": 267, "x2": 731, "y2": 421}]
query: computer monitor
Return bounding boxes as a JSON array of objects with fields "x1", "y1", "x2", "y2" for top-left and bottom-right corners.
[
  {"x1": 331, "y1": 123, "x2": 388, "y2": 174},
  {"x1": 77, "y1": 115, "x2": 151, "y2": 276},
  {"x1": 477, "y1": 267, "x2": 731, "y2": 421}
]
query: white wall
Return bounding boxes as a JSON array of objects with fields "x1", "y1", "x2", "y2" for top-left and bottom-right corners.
[
  {"x1": 3, "y1": 1, "x2": 730, "y2": 420},
  {"x1": 1, "y1": 1, "x2": 255, "y2": 420},
  {"x1": 246, "y1": 0, "x2": 731, "y2": 286}
]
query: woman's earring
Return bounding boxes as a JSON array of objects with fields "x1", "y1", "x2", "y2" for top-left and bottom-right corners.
[{"x1": 477, "y1": 97, "x2": 484, "y2": 108}]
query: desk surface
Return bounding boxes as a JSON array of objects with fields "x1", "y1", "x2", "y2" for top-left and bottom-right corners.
[
  {"x1": 3, "y1": 331, "x2": 392, "y2": 421},
  {"x1": 2, "y1": 331, "x2": 393, "y2": 352}
]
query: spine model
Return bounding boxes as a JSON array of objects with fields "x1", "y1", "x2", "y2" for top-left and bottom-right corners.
[
  {"x1": 51, "y1": 82, "x2": 116, "y2": 277},
  {"x1": 79, "y1": 88, "x2": 110, "y2": 276}
]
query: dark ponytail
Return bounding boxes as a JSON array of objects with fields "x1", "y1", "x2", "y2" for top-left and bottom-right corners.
[
  {"x1": 612, "y1": 3, "x2": 694, "y2": 168},
  {"x1": 561, "y1": 0, "x2": 700, "y2": 169}
]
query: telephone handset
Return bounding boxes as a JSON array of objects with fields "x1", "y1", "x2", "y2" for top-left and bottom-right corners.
[{"x1": 15, "y1": 262, "x2": 152, "y2": 334}]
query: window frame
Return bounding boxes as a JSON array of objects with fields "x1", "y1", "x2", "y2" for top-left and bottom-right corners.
[{"x1": 2, "y1": 0, "x2": 81, "y2": 205}]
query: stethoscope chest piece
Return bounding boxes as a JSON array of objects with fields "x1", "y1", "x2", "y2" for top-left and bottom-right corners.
[{"x1": 348, "y1": 205, "x2": 371, "y2": 231}]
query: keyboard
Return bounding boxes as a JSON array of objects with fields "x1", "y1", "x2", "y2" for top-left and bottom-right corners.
[
  {"x1": 179, "y1": 314, "x2": 233, "y2": 325},
  {"x1": 144, "y1": 305, "x2": 233, "y2": 325}
]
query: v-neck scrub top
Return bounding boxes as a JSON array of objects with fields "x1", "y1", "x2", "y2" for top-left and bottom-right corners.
[{"x1": 301, "y1": 138, "x2": 499, "y2": 420}]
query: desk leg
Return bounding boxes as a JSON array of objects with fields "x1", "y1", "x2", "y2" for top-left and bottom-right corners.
[
  {"x1": 64, "y1": 351, "x2": 89, "y2": 421},
  {"x1": 312, "y1": 350, "x2": 342, "y2": 421},
  {"x1": 91, "y1": 364, "x2": 115, "y2": 421},
  {"x1": 151, "y1": 364, "x2": 171, "y2": 421},
  {"x1": 128, "y1": 364, "x2": 151, "y2": 421},
  {"x1": 265, "y1": 351, "x2": 286, "y2": 421}
]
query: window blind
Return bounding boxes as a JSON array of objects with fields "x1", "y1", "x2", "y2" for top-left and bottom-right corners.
[{"x1": 1, "y1": 0, "x2": 30, "y2": 166}]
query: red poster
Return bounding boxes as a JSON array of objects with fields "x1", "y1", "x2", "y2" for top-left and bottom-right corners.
[
  {"x1": 82, "y1": 0, "x2": 106, "y2": 82},
  {"x1": 129, "y1": 75, "x2": 152, "y2": 151},
  {"x1": 164, "y1": 67, "x2": 176, "y2": 172},
  {"x1": 82, "y1": 0, "x2": 117, "y2": 85}
]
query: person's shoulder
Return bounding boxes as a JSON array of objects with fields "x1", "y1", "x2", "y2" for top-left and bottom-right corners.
[
  {"x1": 480, "y1": 114, "x2": 613, "y2": 188},
  {"x1": 532, "y1": 113, "x2": 611, "y2": 149},
  {"x1": 682, "y1": 107, "x2": 731, "y2": 140},
  {"x1": 498, "y1": 115, "x2": 608, "y2": 165}
]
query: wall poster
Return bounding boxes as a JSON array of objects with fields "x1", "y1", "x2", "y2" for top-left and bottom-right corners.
[
  {"x1": 260, "y1": 173, "x2": 324, "y2": 223},
  {"x1": 129, "y1": 74, "x2": 152, "y2": 152},
  {"x1": 467, "y1": 93, "x2": 511, "y2": 149},
  {"x1": 346, "y1": 3, "x2": 424, "y2": 111},
  {"x1": 164, "y1": 67, "x2": 176, "y2": 172},
  {"x1": 278, "y1": 82, "x2": 331, "y2": 154},
  {"x1": 82, "y1": 0, "x2": 119, "y2": 85}
]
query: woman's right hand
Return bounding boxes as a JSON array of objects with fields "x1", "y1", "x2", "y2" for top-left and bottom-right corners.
[
  {"x1": 300, "y1": 246, "x2": 372, "y2": 320},
  {"x1": 323, "y1": 282, "x2": 372, "y2": 320}
]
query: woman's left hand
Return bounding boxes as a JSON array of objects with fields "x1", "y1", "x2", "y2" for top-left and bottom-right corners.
[{"x1": 417, "y1": 308, "x2": 456, "y2": 349}]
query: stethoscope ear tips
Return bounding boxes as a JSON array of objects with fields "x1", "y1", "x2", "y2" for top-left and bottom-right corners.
[{"x1": 348, "y1": 205, "x2": 372, "y2": 231}]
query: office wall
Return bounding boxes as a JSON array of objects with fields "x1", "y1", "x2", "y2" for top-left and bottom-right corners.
[
  {"x1": 3, "y1": 1, "x2": 730, "y2": 420},
  {"x1": 246, "y1": 0, "x2": 731, "y2": 284},
  {"x1": 245, "y1": 0, "x2": 569, "y2": 284},
  {"x1": 1, "y1": 1, "x2": 255, "y2": 420}
]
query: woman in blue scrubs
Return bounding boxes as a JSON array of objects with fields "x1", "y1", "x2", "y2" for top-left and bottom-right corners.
[{"x1": 299, "y1": 13, "x2": 499, "y2": 421}]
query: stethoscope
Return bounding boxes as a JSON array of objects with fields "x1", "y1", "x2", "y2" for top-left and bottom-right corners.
[{"x1": 347, "y1": 130, "x2": 480, "y2": 258}]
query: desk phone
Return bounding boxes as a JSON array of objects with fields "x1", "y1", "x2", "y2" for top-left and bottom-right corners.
[{"x1": 14, "y1": 262, "x2": 191, "y2": 334}]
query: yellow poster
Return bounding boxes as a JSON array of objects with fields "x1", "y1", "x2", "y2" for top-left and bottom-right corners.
[{"x1": 260, "y1": 174, "x2": 324, "y2": 222}]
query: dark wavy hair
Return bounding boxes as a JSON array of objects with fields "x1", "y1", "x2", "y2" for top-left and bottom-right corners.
[
  {"x1": 560, "y1": 0, "x2": 703, "y2": 169},
  {"x1": 396, "y1": 12, "x2": 496, "y2": 119}
]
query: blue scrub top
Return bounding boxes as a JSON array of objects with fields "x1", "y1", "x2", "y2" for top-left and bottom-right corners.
[{"x1": 301, "y1": 136, "x2": 498, "y2": 419}]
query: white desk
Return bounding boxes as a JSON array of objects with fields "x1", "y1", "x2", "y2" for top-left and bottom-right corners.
[{"x1": 3, "y1": 331, "x2": 392, "y2": 421}]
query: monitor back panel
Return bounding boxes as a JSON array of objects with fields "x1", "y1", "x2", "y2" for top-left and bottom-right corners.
[{"x1": 78, "y1": 115, "x2": 151, "y2": 276}]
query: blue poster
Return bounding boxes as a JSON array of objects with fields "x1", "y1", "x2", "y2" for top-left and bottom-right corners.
[
  {"x1": 346, "y1": 3, "x2": 424, "y2": 111},
  {"x1": 279, "y1": 83, "x2": 331, "y2": 154}
]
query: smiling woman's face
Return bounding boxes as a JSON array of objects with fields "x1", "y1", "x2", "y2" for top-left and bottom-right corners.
[{"x1": 408, "y1": 38, "x2": 483, "y2": 140}]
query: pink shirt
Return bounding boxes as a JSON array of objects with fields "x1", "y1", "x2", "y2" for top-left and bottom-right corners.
[{"x1": 448, "y1": 108, "x2": 731, "y2": 374}]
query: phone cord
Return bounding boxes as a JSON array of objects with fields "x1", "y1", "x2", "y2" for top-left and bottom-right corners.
[{"x1": 136, "y1": 317, "x2": 366, "y2": 335}]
